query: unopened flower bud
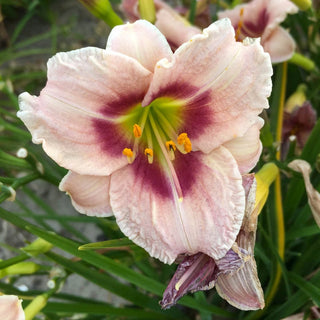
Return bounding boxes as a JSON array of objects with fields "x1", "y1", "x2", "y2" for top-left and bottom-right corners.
[
  {"x1": 285, "y1": 84, "x2": 307, "y2": 113},
  {"x1": 255, "y1": 163, "x2": 279, "y2": 215},
  {"x1": 24, "y1": 294, "x2": 48, "y2": 320},
  {"x1": 22, "y1": 238, "x2": 53, "y2": 256},
  {"x1": 78, "y1": 0, "x2": 122, "y2": 27},
  {"x1": 0, "y1": 262, "x2": 40, "y2": 277},
  {"x1": 290, "y1": 0, "x2": 312, "y2": 10},
  {"x1": 138, "y1": 0, "x2": 156, "y2": 23}
]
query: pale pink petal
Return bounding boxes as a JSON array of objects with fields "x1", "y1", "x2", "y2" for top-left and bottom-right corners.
[
  {"x1": 143, "y1": 19, "x2": 272, "y2": 153},
  {"x1": 262, "y1": 26, "x2": 296, "y2": 63},
  {"x1": 107, "y1": 20, "x2": 172, "y2": 72},
  {"x1": 59, "y1": 171, "x2": 112, "y2": 217},
  {"x1": 262, "y1": 0, "x2": 298, "y2": 37},
  {"x1": 223, "y1": 118, "x2": 264, "y2": 174},
  {"x1": 18, "y1": 47, "x2": 152, "y2": 176},
  {"x1": 155, "y1": 8, "x2": 201, "y2": 49},
  {"x1": 288, "y1": 160, "x2": 320, "y2": 227},
  {"x1": 109, "y1": 145, "x2": 245, "y2": 264},
  {"x1": 216, "y1": 175, "x2": 265, "y2": 310},
  {"x1": 0, "y1": 295, "x2": 25, "y2": 320},
  {"x1": 239, "y1": 174, "x2": 258, "y2": 252}
]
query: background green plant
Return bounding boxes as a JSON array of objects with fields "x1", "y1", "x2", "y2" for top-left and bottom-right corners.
[{"x1": 0, "y1": 0, "x2": 320, "y2": 319}]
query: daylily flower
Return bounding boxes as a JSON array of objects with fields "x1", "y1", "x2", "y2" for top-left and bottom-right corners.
[
  {"x1": 281, "y1": 85, "x2": 316, "y2": 158},
  {"x1": 0, "y1": 295, "x2": 25, "y2": 320},
  {"x1": 18, "y1": 19, "x2": 272, "y2": 269},
  {"x1": 161, "y1": 175, "x2": 265, "y2": 310},
  {"x1": 218, "y1": 0, "x2": 298, "y2": 63},
  {"x1": 282, "y1": 101, "x2": 317, "y2": 158},
  {"x1": 288, "y1": 159, "x2": 320, "y2": 228},
  {"x1": 121, "y1": 0, "x2": 201, "y2": 49}
]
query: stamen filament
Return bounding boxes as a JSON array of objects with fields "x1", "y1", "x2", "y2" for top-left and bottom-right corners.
[
  {"x1": 145, "y1": 122, "x2": 154, "y2": 164},
  {"x1": 132, "y1": 106, "x2": 150, "y2": 152},
  {"x1": 149, "y1": 111, "x2": 192, "y2": 251},
  {"x1": 153, "y1": 107, "x2": 179, "y2": 139},
  {"x1": 139, "y1": 105, "x2": 151, "y2": 132}
]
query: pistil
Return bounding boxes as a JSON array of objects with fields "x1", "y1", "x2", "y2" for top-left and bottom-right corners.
[
  {"x1": 235, "y1": 8, "x2": 244, "y2": 41},
  {"x1": 149, "y1": 112, "x2": 184, "y2": 200}
]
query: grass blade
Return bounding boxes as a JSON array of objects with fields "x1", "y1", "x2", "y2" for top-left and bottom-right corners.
[{"x1": 43, "y1": 302, "x2": 174, "y2": 319}]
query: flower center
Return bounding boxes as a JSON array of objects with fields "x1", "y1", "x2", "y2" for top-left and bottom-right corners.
[{"x1": 121, "y1": 97, "x2": 192, "y2": 165}]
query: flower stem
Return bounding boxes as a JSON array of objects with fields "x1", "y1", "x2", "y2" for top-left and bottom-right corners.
[
  {"x1": 267, "y1": 62, "x2": 287, "y2": 306},
  {"x1": 276, "y1": 62, "x2": 287, "y2": 160},
  {"x1": 0, "y1": 172, "x2": 40, "y2": 204}
]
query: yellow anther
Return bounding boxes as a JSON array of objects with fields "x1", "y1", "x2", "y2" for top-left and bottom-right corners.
[
  {"x1": 166, "y1": 140, "x2": 176, "y2": 151},
  {"x1": 177, "y1": 133, "x2": 188, "y2": 145},
  {"x1": 122, "y1": 148, "x2": 133, "y2": 158},
  {"x1": 133, "y1": 124, "x2": 142, "y2": 138},
  {"x1": 183, "y1": 137, "x2": 192, "y2": 153},
  {"x1": 123, "y1": 148, "x2": 134, "y2": 164},
  {"x1": 144, "y1": 148, "x2": 153, "y2": 164},
  {"x1": 144, "y1": 148, "x2": 153, "y2": 157},
  {"x1": 177, "y1": 133, "x2": 192, "y2": 153}
]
